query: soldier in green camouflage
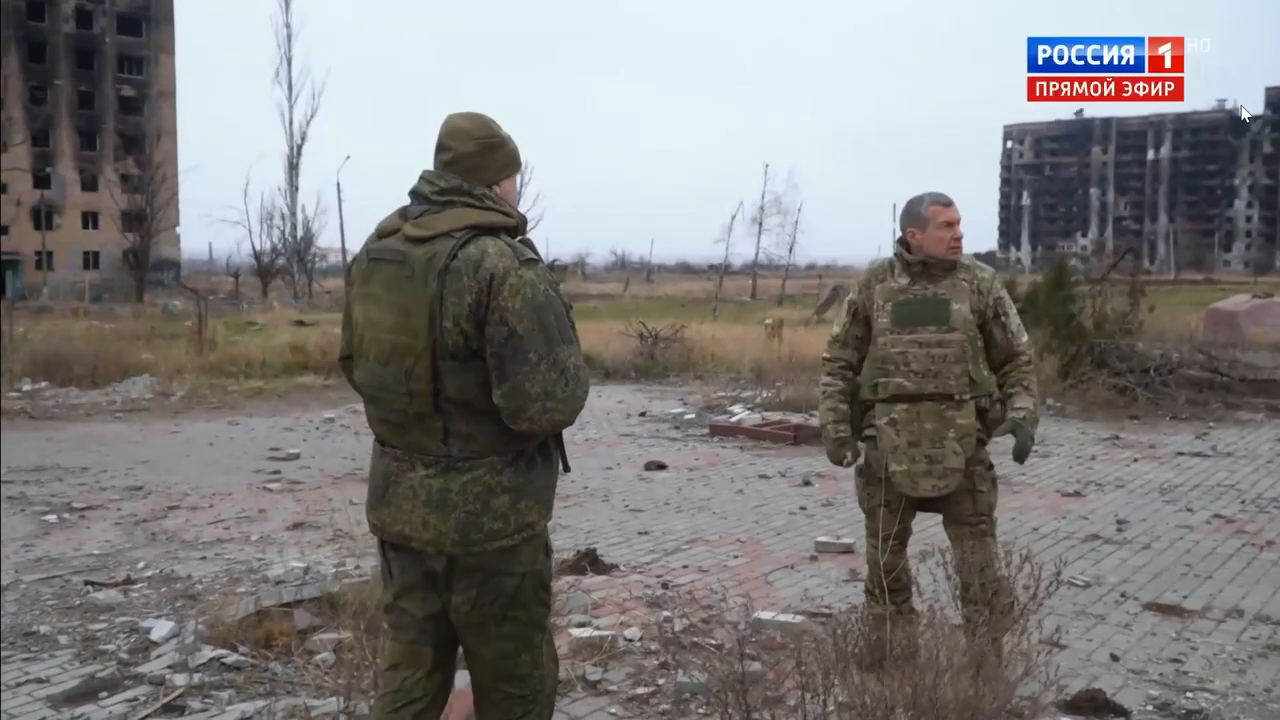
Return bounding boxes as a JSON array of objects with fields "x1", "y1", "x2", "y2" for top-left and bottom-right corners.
[
  {"x1": 817, "y1": 192, "x2": 1038, "y2": 665},
  {"x1": 340, "y1": 111, "x2": 590, "y2": 719}
]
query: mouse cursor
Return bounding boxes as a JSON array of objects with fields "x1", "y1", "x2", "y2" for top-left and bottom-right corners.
[{"x1": 1239, "y1": 105, "x2": 1253, "y2": 122}]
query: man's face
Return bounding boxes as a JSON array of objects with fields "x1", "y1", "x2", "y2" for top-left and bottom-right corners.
[
  {"x1": 492, "y1": 175, "x2": 519, "y2": 208},
  {"x1": 906, "y1": 205, "x2": 964, "y2": 260}
]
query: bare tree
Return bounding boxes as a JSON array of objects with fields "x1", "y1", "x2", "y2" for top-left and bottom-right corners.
[
  {"x1": 711, "y1": 202, "x2": 745, "y2": 321},
  {"x1": 776, "y1": 201, "x2": 803, "y2": 307},
  {"x1": 1, "y1": 72, "x2": 33, "y2": 227},
  {"x1": 0, "y1": 72, "x2": 30, "y2": 171},
  {"x1": 286, "y1": 195, "x2": 327, "y2": 299},
  {"x1": 606, "y1": 248, "x2": 632, "y2": 271},
  {"x1": 107, "y1": 130, "x2": 179, "y2": 303},
  {"x1": 608, "y1": 248, "x2": 633, "y2": 295},
  {"x1": 746, "y1": 162, "x2": 788, "y2": 300},
  {"x1": 571, "y1": 250, "x2": 591, "y2": 281},
  {"x1": 270, "y1": 0, "x2": 327, "y2": 302},
  {"x1": 220, "y1": 173, "x2": 284, "y2": 300},
  {"x1": 224, "y1": 254, "x2": 244, "y2": 301},
  {"x1": 516, "y1": 163, "x2": 545, "y2": 233}
]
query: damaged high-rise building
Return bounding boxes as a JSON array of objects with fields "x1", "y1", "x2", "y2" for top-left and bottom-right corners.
[
  {"x1": 998, "y1": 87, "x2": 1279, "y2": 276},
  {"x1": 0, "y1": 0, "x2": 179, "y2": 300}
]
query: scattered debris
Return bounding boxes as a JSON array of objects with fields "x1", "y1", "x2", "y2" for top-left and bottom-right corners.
[
  {"x1": 555, "y1": 548, "x2": 619, "y2": 577},
  {"x1": 1055, "y1": 687, "x2": 1132, "y2": 717},
  {"x1": 1140, "y1": 600, "x2": 1201, "y2": 619},
  {"x1": 813, "y1": 536, "x2": 856, "y2": 554},
  {"x1": 750, "y1": 610, "x2": 808, "y2": 633},
  {"x1": 708, "y1": 418, "x2": 821, "y2": 445},
  {"x1": 267, "y1": 448, "x2": 303, "y2": 462}
]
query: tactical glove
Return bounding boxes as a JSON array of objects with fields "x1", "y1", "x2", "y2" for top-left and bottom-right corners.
[
  {"x1": 824, "y1": 437, "x2": 859, "y2": 468},
  {"x1": 993, "y1": 417, "x2": 1035, "y2": 465}
]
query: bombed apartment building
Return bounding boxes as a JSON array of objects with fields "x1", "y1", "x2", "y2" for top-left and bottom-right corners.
[
  {"x1": 997, "y1": 87, "x2": 1279, "y2": 276},
  {"x1": 0, "y1": 0, "x2": 179, "y2": 300}
]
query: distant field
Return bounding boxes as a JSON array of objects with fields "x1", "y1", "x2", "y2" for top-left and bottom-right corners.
[{"x1": 3, "y1": 266, "x2": 1275, "y2": 412}]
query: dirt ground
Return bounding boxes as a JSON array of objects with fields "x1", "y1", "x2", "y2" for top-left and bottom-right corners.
[{"x1": 2, "y1": 383, "x2": 1277, "y2": 719}]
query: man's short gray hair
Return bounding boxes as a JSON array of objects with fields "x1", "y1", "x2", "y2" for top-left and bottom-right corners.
[{"x1": 899, "y1": 192, "x2": 956, "y2": 233}]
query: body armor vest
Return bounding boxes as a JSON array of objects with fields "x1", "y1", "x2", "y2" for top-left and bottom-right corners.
[
  {"x1": 346, "y1": 229, "x2": 543, "y2": 458},
  {"x1": 858, "y1": 271, "x2": 998, "y2": 498}
]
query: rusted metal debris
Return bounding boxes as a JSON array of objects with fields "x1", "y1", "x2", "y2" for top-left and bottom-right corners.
[{"x1": 708, "y1": 419, "x2": 821, "y2": 446}]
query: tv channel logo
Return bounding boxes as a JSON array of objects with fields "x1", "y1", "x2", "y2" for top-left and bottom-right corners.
[{"x1": 1026, "y1": 37, "x2": 1185, "y2": 74}]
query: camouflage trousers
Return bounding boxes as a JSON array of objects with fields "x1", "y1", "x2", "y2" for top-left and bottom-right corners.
[
  {"x1": 371, "y1": 530, "x2": 558, "y2": 720},
  {"x1": 856, "y1": 440, "x2": 1012, "y2": 648}
]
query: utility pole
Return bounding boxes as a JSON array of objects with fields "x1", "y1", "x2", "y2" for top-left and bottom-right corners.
[{"x1": 336, "y1": 155, "x2": 351, "y2": 269}]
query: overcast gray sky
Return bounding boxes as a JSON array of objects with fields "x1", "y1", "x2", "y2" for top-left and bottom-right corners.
[{"x1": 176, "y1": 0, "x2": 1277, "y2": 264}]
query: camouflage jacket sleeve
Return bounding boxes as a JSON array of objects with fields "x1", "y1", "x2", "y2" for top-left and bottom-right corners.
[
  {"x1": 817, "y1": 276, "x2": 874, "y2": 443},
  {"x1": 482, "y1": 240, "x2": 591, "y2": 437},
  {"x1": 338, "y1": 255, "x2": 356, "y2": 390},
  {"x1": 980, "y1": 279, "x2": 1040, "y2": 434}
]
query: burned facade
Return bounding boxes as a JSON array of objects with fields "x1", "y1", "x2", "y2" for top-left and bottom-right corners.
[
  {"x1": 998, "y1": 87, "x2": 1279, "y2": 275},
  {"x1": 0, "y1": 0, "x2": 179, "y2": 299}
]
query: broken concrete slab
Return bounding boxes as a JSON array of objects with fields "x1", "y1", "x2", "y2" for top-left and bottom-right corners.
[
  {"x1": 148, "y1": 619, "x2": 179, "y2": 643},
  {"x1": 567, "y1": 627, "x2": 615, "y2": 653},
  {"x1": 1200, "y1": 292, "x2": 1280, "y2": 347},
  {"x1": 750, "y1": 610, "x2": 808, "y2": 633},
  {"x1": 227, "y1": 578, "x2": 343, "y2": 621},
  {"x1": 813, "y1": 536, "x2": 856, "y2": 553},
  {"x1": 302, "y1": 631, "x2": 351, "y2": 653},
  {"x1": 135, "y1": 651, "x2": 180, "y2": 674}
]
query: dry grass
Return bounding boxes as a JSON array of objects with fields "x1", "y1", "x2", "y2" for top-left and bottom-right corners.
[
  {"x1": 2, "y1": 302, "x2": 342, "y2": 393},
  {"x1": 200, "y1": 575, "x2": 385, "y2": 716},
  {"x1": 3, "y1": 274, "x2": 1275, "y2": 409},
  {"x1": 195, "y1": 542, "x2": 1067, "y2": 720},
  {"x1": 648, "y1": 545, "x2": 1066, "y2": 720},
  {"x1": 559, "y1": 271, "x2": 852, "y2": 301}
]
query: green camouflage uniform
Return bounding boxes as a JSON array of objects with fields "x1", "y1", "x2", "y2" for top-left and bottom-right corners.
[
  {"x1": 341, "y1": 112, "x2": 590, "y2": 719},
  {"x1": 817, "y1": 239, "x2": 1038, "y2": 652}
]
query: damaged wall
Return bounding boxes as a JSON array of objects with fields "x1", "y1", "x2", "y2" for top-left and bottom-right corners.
[
  {"x1": 0, "y1": 0, "x2": 180, "y2": 299},
  {"x1": 997, "y1": 87, "x2": 1279, "y2": 276}
]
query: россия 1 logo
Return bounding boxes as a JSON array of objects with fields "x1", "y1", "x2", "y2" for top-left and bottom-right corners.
[{"x1": 1025, "y1": 36, "x2": 1186, "y2": 103}]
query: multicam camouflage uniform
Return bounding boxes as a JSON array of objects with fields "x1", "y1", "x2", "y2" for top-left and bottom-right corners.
[
  {"x1": 817, "y1": 239, "x2": 1038, "y2": 654},
  {"x1": 340, "y1": 112, "x2": 590, "y2": 719}
]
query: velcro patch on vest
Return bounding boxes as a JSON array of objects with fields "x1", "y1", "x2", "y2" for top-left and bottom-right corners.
[
  {"x1": 870, "y1": 333, "x2": 972, "y2": 400},
  {"x1": 889, "y1": 296, "x2": 952, "y2": 328}
]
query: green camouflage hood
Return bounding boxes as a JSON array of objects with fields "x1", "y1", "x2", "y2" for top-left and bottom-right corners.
[
  {"x1": 893, "y1": 236, "x2": 960, "y2": 279},
  {"x1": 370, "y1": 170, "x2": 528, "y2": 244}
]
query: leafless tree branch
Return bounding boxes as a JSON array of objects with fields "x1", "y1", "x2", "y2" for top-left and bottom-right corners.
[
  {"x1": 216, "y1": 171, "x2": 284, "y2": 300},
  {"x1": 747, "y1": 162, "x2": 794, "y2": 300},
  {"x1": 224, "y1": 252, "x2": 244, "y2": 300},
  {"x1": 0, "y1": 72, "x2": 31, "y2": 173},
  {"x1": 106, "y1": 128, "x2": 179, "y2": 303},
  {"x1": 516, "y1": 163, "x2": 545, "y2": 233},
  {"x1": 776, "y1": 200, "x2": 804, "y2": 307},
  {"x1": 1, "y1": 72, "x2": 35, "y2": 228},
  {"x1": 712, "y1": 201, "x2": 745, "y2": 320},
  {"x1": 271, "y1": 0, "x2": 328, "y2": 301}
]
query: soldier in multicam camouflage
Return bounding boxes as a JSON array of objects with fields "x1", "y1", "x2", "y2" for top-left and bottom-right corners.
[
  {"x1": 340, "y1": 111, "x2": 591, "y2": 720},
  {"x1": 817, "y1": 192, "x2": 1038, "y2": 667}
]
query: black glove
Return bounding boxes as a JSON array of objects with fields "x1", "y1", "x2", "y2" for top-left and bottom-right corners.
[
  {"x1": 824, "y1": 437, "x2": 859, "y2": 468},
  {"x1": 993, "y1": 417, "x2": 1035, "y2": 465}
]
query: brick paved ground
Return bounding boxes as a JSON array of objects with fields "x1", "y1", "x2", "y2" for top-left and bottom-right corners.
[{"x1": 2, "y1": 384, "x2": 1277, "y2": 719}]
